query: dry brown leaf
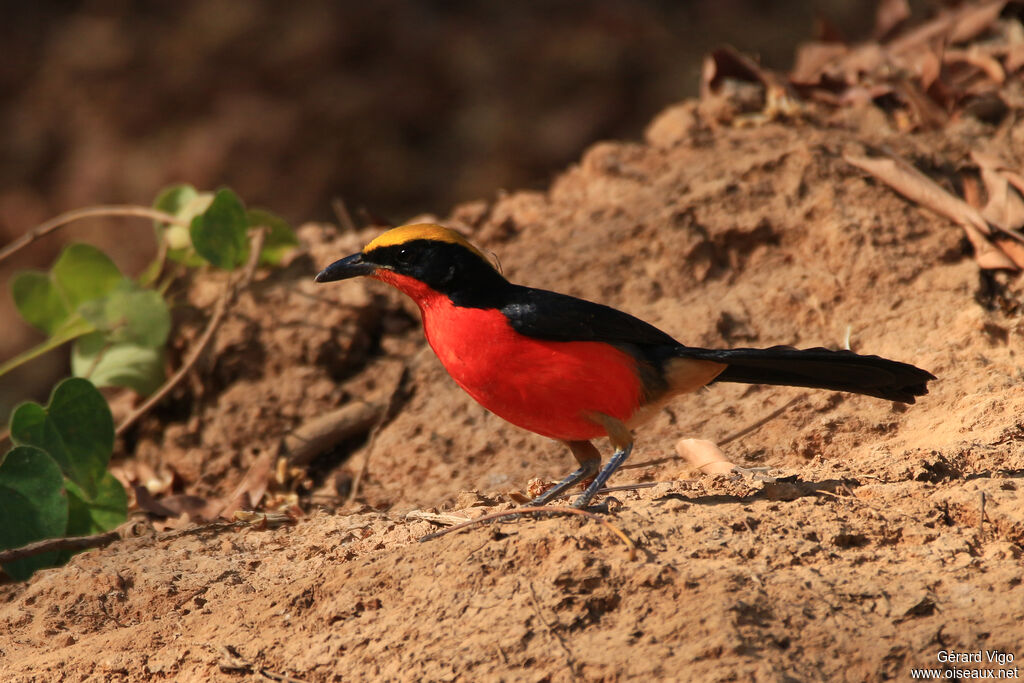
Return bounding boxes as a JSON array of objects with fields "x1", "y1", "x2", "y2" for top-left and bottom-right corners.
[
  {"x1": 133, "y1": 484, "x2": 179, "y2": 518},
  {"x1": 974, "y1": 151, "x2": 1024, "y2": 231},
  {"x1": 838, "y1": 44, "x2": 889, "y2": 82},
  {"x1": 813, "y1": 16, "x2": 846, "y2": 44},
  {"x1": 1001, "y1": 171, "x2": 1024, "y2": 202},
  {"x1": 894, "y1": 81, "x2": 948, "y2": 129},
  {"x1": 158, "y1": 495, "x2": 216, "y2": 520},
  {"x1": 844, "y1": 152, "x2": 1018, "y2": 270},
  {"x1": 993, "y1": 238, "x2": 1024, "y2": 268},
  {"x1": 875, "y1": 0, "x2": 911, "y2": 39},
  {"x1": 945, "y1": 48, "x2": 1007, "y2": 84},
  {"x1": 917, "y1": 46, "x2": 943, "y2": 91},
  {"x1": 888, "y1": 1, "x2": 1006, "y2": 56},
  {"x1": 1005, "y1": 44, "x2": 1024, "y2": 73},
  {"x1": 948, "y1": 1, "x2": 1007, "y2": 45},
  {"x1": 216, "y1": 447, "x2": 276, "y2": 519},
  {"x1": 790, "y1": 42, "x2": 850, "y2": 85},
  {"x1": 701, "y1": 46, "x2": 768, "y2": 97},
  {"x1": 675, "y1": 438, "x2": 736, "y2": 476},
  {"x1": 962, "y1": 173, "x2": 985, "y2": 209}
]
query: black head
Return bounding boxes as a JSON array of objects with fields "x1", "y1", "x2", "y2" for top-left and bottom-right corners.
[{"x1": 315, "y1": 223, "x2": 510, "y2": 307}]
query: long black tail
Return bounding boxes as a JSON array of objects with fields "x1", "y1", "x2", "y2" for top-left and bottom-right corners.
[{"x1": 680, "y1": 346, "x2": 935, "y2": 403}]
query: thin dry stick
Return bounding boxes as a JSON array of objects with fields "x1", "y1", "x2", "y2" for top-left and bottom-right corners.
[
  {"x1": 285, "y1": 401, "x2": 383, "y2": 468},
  {"x1": 115, "y1": 229, "x2": 266, "y2": 437},
  {"x1": 331, "y1": 197, "x2": 358, "y2": 234},
  {"x1": 978, "y1": 491, "x2": 987, "y2": 539},
  {"x1": 346, "y1": 363, "x2": 409, "y2": 505},
  {"x1": 718, "y1": 393, "x2": 806, "y2": 446},
  {"x1": 528, "y1": 581, "x2": 578, "y2": 676},
  {"x1": 0, "y1": 205, "x2": 186, "y2": 265},
  {"x1": 418, "y1": 505, "x2": 637, "y2": 560},
  {"x1": 599, "y1": 482, "x2": 660, "y2": 494},
  {"x1": 115, "y1": 281, "x2": 230, "y2": 436},
  {"x1": 616, "y1": 393, "x2": 805, "y2": 473},
  {"x1": 158, "y1": 520, "x2": 246, "y2": 541},
  {"x1": 0, "y1": 530, "x2": 121, "y2": 564},
  {"x1": 1, "y1": 512, "x2": 284, "y2": 567},
  {"x1": 258, "y1": 668, "x2": 308, "y2": 683}
]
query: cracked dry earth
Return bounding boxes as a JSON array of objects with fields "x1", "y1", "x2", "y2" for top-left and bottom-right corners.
[{"x1": 2, "y1": 96, "x2": 1024, "y2": 681}]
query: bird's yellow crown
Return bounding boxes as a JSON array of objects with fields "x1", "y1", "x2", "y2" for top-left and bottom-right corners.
[{"x1": 364, "y1": 223, "x2": 492, "y2": 266}]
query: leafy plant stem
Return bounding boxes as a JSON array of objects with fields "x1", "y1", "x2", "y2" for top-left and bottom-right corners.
[
  {"x1": 81, "y1": 338, "x2": 116, "y2": 380},
  {"x1": 0, "y1": 316, "x2": 95, "y2": 379},
  {"x1": 115, "y1": 228, "x2": 266, "y2": 437},
  {"x1": 0, "y1": 205, "x2": 186, "y2": 266},
  {"x1": 137, "y1": 235, "x2": 170, "y2": 288}
]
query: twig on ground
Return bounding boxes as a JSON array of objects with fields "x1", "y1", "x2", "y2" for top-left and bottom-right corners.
[
  {"x1": 617, "y1": 394, "x2": 803, "y2": 474},
  {"x1": 346, "y1": 363, "x2": 410, "y2": 505},
  {"x1": 284, "y1": 401, "x2": 383, "y2": 468},
  {"x1": 418, "y1": 505, "x2": 637, "y2": 560},
  {"x1": 217, "y1": 643, "x2": 308, "y2": 683},
  {"x1": 115, "y1": 228, "x2": 266, "y2": 437},
  {"x1": 331, "y1": 197, "x2": 358, "y2": 234},
  {"x1": 719, "y1": 393, "x2": 806, "y2": 445},
  {"x1": 259, "y1": 668, "x2": 308, "y2": 683},
  {"x1": 0, "y1": 205, "x2": 186, "y2": 266},
  {"x1": 0, "y1": 507, "x2": 294, "y2": 569},
  {"x1": 528, "y1": 581, "x2": 578, "y2": 677},
  {"x1": 618, "y1": 454, "x2": 679, "y2": 471},
  {"x1": 0, "y1": 530, "x2": 121, "y2": 565},
  {"x1": 598, "y1": 482, "x2": 660, "y2": 493},
  {"x1": 405, "y1": 510, "x2": 473, "y2": 526},
  {"x1": 158, "y1": 520, "x2": 247, "y2": 540},
  {"x1": 979, "y1": 491, "x2": 987, "y2": 539},
  {"x1": 818, "y1": 481, "x2": 924, "y2": 524}
]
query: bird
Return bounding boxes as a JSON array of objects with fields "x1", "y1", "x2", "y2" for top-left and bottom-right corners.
[{"x1": 316, "y1": 223, "x2": 934, "y2": 509}]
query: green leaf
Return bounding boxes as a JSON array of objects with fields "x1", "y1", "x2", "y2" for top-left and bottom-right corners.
[
  {"x1": 167, "y1": 247, "x2": 210, "y2": 267},
  {"x1": 136, "y1": 256, "x2": 162, "y2": 289},
  {"x1": 0, "y1": 446, "x2": 68, "y2": 581},
  {"x1": 153, "y1": 183, "x2": 199, "y2": 225},
  {"x1": 190, "y1": 189, "x2": 249, "y2": 269},
  {"x1": 0, "y1": 315, "x2": 96, "y2": 380},
  {"x1": 247, "y1": 208, "x2": 298, "y2": 266},
  {"x1": 72, "y1": 333, "x2": 165, "y2": 396},
  {"x1": 11, "y1": 271, "x2": 70, "y2": 335},
  {"x1": 64, "y1": 473, "x2": 127, "y2": 538},
  {"x1": 52, "y1": 244, "x2": 125, "y2": 310},
  {"x1": 154, "y1": 184, "x2": 204, "y2": 259},
  {"x1": 104, "y1": 283, "x2": 171, "y2": 347},
  {"x1": 9, "y1": 378, "x2": 114, "y2": 498},
  {"x1": 77, "y1": 282, "x2": 170, "y2": 348}
]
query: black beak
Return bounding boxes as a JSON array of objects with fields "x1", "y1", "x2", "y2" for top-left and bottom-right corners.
[{"x1": 315, "y1": 252, "x2": 377, "y2": 283}]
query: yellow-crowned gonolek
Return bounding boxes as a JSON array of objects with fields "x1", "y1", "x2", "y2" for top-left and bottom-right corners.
[{"x1": 316, "y1": 224, "x2": 934, "y2": 508}]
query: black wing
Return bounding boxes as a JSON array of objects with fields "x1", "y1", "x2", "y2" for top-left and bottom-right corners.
[{"x1": 501, "y1": 285, "x2": 681, "y2": 348}]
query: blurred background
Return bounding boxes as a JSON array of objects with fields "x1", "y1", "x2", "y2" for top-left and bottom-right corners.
[{"x1": 0, "y1": 0, "x2": 938, "y2": 413}]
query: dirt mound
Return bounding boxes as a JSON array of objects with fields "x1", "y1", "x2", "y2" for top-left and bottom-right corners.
[{"x1": 3, "y1": 8, "x2": 1024, "y2": 682}]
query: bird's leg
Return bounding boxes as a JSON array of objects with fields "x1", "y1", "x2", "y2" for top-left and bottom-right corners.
[
  {"x1": 528, "y1": 440, "x2": 601, "y2": 506},
  {"x1": 573, "y1": 414, "x2": 634, "y2": 509}
]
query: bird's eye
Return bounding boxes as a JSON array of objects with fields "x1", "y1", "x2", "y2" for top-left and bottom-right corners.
[{"x1": 395, "y1": 247, "x2": 412, "y2": 265}]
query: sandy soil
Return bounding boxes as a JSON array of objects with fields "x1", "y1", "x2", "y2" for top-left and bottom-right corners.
[{"x1": 3, "y1": 11, "x2": 1024, "y2": 683}]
